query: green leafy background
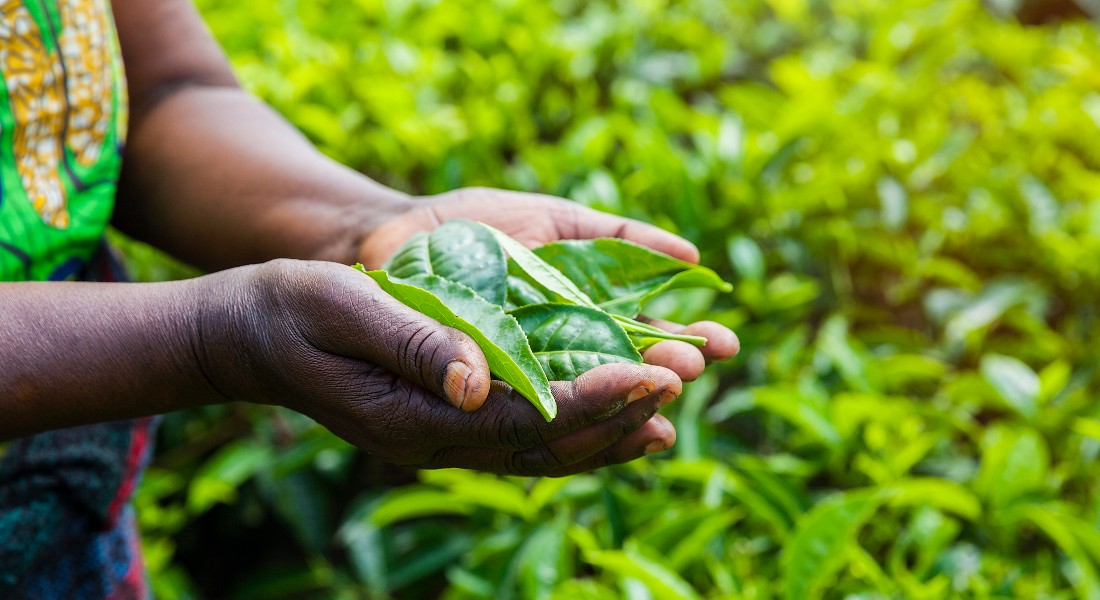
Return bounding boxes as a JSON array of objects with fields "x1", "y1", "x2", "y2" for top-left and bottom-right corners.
[{"x1": 121, "y1": 0, "x2": 1100, "y2": 597}]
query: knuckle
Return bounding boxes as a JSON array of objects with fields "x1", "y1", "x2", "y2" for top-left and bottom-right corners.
[
  {"x1": 359, "y1": 368, "x2": 436, "y2": 446},
  {"x1": 480, "y1": 388, "x2": 546, "y2": 451},
  {"x1": 248, "y1": 260, "x2": 292, "y2": 303},
  {"x1": 391, "y1": 320, "x2": 468, "y2": 387},
  {"x1": 400, "y1": 324, "x2": 435, "y2": 371},
  {"x1": 253, "y1": 258, "x2": 314, "y2": 298},
  {"x1": 570, "y1": 400, "x2": 618, "y2": 431},
  {"x1": 376, "y1": 397, "x2": 418, "y2": 438},
  {"x1": 498, "y1": 411, "x2": 545, "y2": 451},
  {"x1": 359, "y1": 364, "x2": 405, "y2": 397},
  {"x1": 511, "y1": 446, "x2": 564, "y2": 476},
  {"x1": 256, "y1": 257, "x2": 297, "y2": 277},
  {"x1": 557, "y1": 389, "x2": 619, "y2": 433},
  {"x1": 557, "y1": 203, "x2": 582, "y2": 237},
  {"x1": 250, "y1": 259, "x2": 344, "y2": 321}
]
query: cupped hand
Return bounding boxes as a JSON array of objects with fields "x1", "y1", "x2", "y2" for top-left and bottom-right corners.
[
  {"x1": 199, "y1": 259, "x2": 681, "y2": 475},
  {"x1": 357, "y1": 187, "x2": 740, "y2": 381},
  {"x1": 358, "y1": 188, "x2": 701, "y2": 268}
]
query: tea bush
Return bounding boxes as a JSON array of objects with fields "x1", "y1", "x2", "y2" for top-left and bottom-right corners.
[{"x1": 128, "y1": 0, "x2": 1100, "y2": 597}]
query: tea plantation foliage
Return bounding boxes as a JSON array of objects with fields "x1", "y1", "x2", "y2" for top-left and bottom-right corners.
[{"x1": 127, "y1": 0, "x2": 1100, "y2": 597}]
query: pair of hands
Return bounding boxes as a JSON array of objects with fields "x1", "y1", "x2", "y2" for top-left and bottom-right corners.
[{"x1": 200, "y1": 189, "x2": 738, "y2": 476}]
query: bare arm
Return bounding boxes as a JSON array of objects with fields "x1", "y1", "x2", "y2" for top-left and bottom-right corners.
[
  {"x1": 1, "y1": 278, "x2": 216, "y2": 438},
  {"x1": 110, "y1": 0, "x2": 410, "y2": 271},
  {"x1": 1, "y1": 260, "x2": 682, "y2": 477}
]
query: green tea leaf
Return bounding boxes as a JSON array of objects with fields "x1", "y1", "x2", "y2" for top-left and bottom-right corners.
[
  {"x1": 1038, "y1": 359, "x2": 1071, "y2": 404},
  {"x1": 482, "y1": 224, "x2": 599, "y2": 308},
  {"x1": 532, "y1": 238, "x2": 732, "y2": 317},
  {"x1": 188, "y1": 441, "x2": 272, "y2": 513},
  {"x1": 666, "y1": 509, "x2": 743, "y2": 571},
  {"x1": 517, "y1": 513, "x2": 570, "y2": 600},
  {"x1": 1022, "y1": 504, "x2": 1100, "y2": 600},
  {"x1": 506, "y1": 274, "x2": 550, "y2": 310},
  {"x1": 974, "y1": 424, "x2": 1049, "y2": 509},
  {"x1": 584, "y1": 541, "x2": 703, "y2": 600},
  {"x1": 782, "y1": 490, "x2": 880, "y2": 600},
  {"x1": 384, "y1": 231, "x2": 431, "y2": 278},
  {"x1": 359, "y1": 268, "x2": 556, "y2": 420},
  {"x1": 427, "y1": 220, "x2": 508, "y2": 305},
  {"x1": 877, "y1": 175, "x2": 908, "y2": 231},
  {"x1": 726, "y1": 236, "x2": 765, "y2": 282},
  {"x1": 258, "y1": 468, "x2": 332, "y2": 556},
  {"x1": 511, "y1": 303, "x2": 641, "y2": 380},
  {"x1": 1073, "y1": 417, "x2": 1100, "y2": 441},
  {"x1": 492, "y1": 230, "x2": 709, "y2": 347},
  {"x1": 420, "y1": 469, "x2": 533, "y2": 518},
  {"x1": 884, "y1": 478, "x2": 982, "y2": 521},
  {"x1": 980, "y1": 354, "x2": 1039, "y2": 420},
  {"x1": 383, "y1": 220, "x2": 507, "y2": 305}
]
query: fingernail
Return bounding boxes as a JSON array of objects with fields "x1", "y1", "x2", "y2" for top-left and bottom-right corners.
[
  {"x1": 626, "y1": 384, "x2": 652, "y2": 404},
  {"x1": 644, "y1": 440, "x2": 668, "y2": 455},
  {"x1": 444, "y1": 361, "x2": 473, "y2": 409},
  {"x1": 657, "y1": 390, "x2": 678, "y2": 408}
]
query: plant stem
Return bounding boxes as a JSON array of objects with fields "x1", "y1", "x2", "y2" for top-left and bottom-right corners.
[{"x1": 613, "y1": 315, "x2": 707, "y2": 346}]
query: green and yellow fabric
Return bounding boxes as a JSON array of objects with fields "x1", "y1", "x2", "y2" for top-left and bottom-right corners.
[{"x1": 0, "y1": 0, "x2": 127, "y2": 281}]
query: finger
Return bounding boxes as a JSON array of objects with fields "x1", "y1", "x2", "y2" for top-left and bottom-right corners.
[
  {"x1": 313, "y1": 265, "x2": 492, "y2": 411},
  {"x1": 641, "y1": 318, "x2": 740, "y2": 363},
  {"x1": 431, "y1": 393, "x2": 679, "y2": 476},
  {"x1": 643, "y1": 340, "x2": 706, "y2": 382},
  {"x1": 438, "y1": 363, "x2": 682, "y2": 451},
  {"x1": 533, "y1": 390, "x2": 677, "y2": 469},
  {"x1": 555, "y1": 204, "x2": 700, "y2": 264},
  {"x1": 429, "y1": 388, "x2": 675, "y2": 475},
  {"x1": 545, "y1": 414, "x2": 677, "y2": 477},
  {"x1": 428, "y1": 189, "x2": 700, "y2": 262}
]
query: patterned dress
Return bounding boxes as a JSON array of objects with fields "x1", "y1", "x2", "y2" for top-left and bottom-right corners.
[
  {"x1": 0, "y1": 0, "x2": 126, "y2": 281},
  {"x1": 0, "y1": 0, "x2": 154, "y2": 597}
]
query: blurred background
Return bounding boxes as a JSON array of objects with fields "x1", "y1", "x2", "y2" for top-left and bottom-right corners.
[{"x1": 120, "y1": 0, "x2": 1100, "y2": 597}]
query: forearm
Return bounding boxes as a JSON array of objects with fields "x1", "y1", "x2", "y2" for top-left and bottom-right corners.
[
  {"x1": 0, "y1": 279, "x2": 224, "y2": 439},
  {"x1": 113, "y1": 86, "x2": 412, "y2": 271},
  {"x1": 110, "y1": 0, "x2": 412, "y2": 271}
]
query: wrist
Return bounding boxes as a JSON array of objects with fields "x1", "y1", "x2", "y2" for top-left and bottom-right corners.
[
  {"x1": 256, "y1": 181, "x2": 415, "y2": 267},
  {"x1": 188, "y1": 260, "x2": 329, "y2": 410},
  {"x1": 327, "y1": 185, "x2": 415, "y2": 266},
  {"x1": 187, "y1": 266, "x2": 266, "y2": 406}
]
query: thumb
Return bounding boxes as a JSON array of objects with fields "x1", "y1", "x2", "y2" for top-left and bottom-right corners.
[
  {"x1": 385, "y1": 317, "x2": 493, "y2": 412},
  {"x1": 310, "y1": 269, "x2": 493, "y2": 411}
]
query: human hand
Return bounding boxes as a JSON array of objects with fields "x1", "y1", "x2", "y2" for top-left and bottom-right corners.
[
  {"x1": 357, "y1": 188, "x2": 740, "y2": 381},
  {"x1": 198, "y1": 259, "x2": 682, "y2": 475}
]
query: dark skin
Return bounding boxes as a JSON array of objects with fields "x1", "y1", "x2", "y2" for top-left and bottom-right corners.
[{"x1": 0, "y1": 0, "x2": 739, "y2": 476}]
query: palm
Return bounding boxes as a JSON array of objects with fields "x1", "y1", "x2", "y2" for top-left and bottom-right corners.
[{"x1": 358, "y1": 188, "x2": 698, "y2": 269}]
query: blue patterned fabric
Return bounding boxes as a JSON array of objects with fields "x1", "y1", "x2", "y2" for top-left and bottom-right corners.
[{"x1": 0, "y1": 246, "x2": 156, "y2": 599}]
